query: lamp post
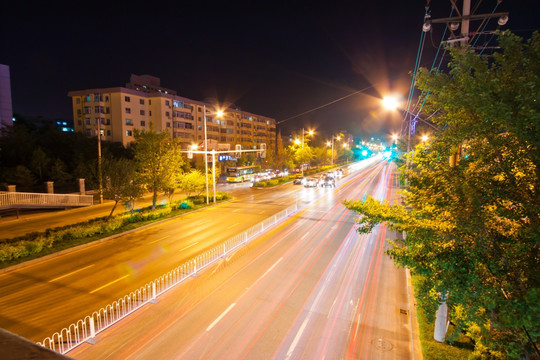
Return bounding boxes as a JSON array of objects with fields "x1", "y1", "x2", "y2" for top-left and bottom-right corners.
[
  {"x1": 328, "y1": 135, "x2": 340, "y2": 165},
  {"x1": 97, "y1": 117, "x2": 103, "y2": 204},
  {"x1": 382, "y1": 96, "x2": 438, "y2": 168},
  {"x1": 297, "y1": 128, "x2": 314, "y2": 176},
  {"x1": 203, "y1": 106, "x2": 223, "y2": 204},
  {"x1": 203, "y1": 105, "x2": 209, "y2": 204}
]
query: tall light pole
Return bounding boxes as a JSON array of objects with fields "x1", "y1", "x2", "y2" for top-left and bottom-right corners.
[
  {"x1": 203, "y1": 105, "x2": 223, "y2": 204},
  {"x1": 203, "y1": 104, "x2": 209, "y2": 204},
  {"x1": 97, "y1": 116, "x2": 103, "y2": 204}
]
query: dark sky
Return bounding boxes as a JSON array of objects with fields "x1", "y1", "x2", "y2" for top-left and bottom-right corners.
[{"x1": 1, "y1": 1, "x2": 537, "y2": 141}]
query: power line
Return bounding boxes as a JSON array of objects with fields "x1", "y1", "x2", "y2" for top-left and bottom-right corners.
[{"x1": 276, "y1": 84, "x2": 377, "y2": 125}]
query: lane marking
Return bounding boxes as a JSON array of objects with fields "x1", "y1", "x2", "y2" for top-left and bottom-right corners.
[
  {"x1": 50, "y1": 264, "x2": 95, "y2": 282},
  {"x1": 89, "y1": 274, "x2": 129, "y2": 294},
  {"x1": 179, "y1": 242, "x2": 199, "y2": 252},
  {"x1": 286, "y1": 317, "x2": 309, "y2": 359},
  {"x1": 232, "y1": 208, "x2": 241, "y2": 213},
  {"x1": 206, "y1": 303, "x2": 236, "y2": 331},
  {"x1": 227, "y1": 222, "x2": 240, "y2": 229},
  {"x1": 148, "y1": 236, "x2": 169, "y2": 245}
]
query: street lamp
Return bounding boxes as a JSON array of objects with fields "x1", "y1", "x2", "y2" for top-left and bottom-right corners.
[
  {"x1": 203, "y1": 105, "x2": 224, "y2": 204},
  {"x1": 328, "y1": 135, "x2": 340, "y2": 165},
  {"x1": 382, "y1": 96, "x2": 438, "y2": 167}
]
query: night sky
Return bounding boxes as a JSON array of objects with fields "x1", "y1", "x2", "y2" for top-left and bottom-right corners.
[{"x1": 1, "y1": 1, "x2": 538, "y2": 141}]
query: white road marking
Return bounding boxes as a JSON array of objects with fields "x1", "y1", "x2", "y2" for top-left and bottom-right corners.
[
  {"x1": 286, "y1": 317, "x2": 309, "y2": 359},
  {"x1": 179, "y1": 242, "x2": 199, "y2": 252},
  {"x1": 206, "y1": 303, "x2": 236, "y2": 331},
  {"x1": 148, "y1": 236, "x2": 168, "y2": 244},
  {"x1": 50, "y1": 264, "x2": 95, "y2": 282},
  {"x1": 89, "y1": 274, "x2": 129, "y2": 294}
]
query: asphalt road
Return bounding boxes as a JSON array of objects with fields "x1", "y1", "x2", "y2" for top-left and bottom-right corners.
[
  {"x1": 66, "y1": 159, "x2": 421, "y2": 359},
  {"x1": 0, "y1": 160, "x2": 378, "y2": 344}
]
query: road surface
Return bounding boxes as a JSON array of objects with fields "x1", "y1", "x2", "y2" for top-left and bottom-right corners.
[{"x1": 66, "y1": 159, "x2": 420, "y2": 359}]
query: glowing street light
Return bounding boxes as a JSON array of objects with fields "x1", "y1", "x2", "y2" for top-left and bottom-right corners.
[
  {"x1": 382, "y1": 96, "x2": 400, "y2": 111},
  {"x1": 421, "y1": 135, "x2": 429, "y2": 142}
]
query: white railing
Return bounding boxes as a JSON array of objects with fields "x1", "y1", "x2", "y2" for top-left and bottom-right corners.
[
  {"x1": 0, "y1": 191, "x2": 94, "y2": 208},
  {"x1": 39, "y1": 202, "x2": 299, "y2": 354}
]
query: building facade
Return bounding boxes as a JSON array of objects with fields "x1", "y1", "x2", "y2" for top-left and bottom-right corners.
[
  {"x1": 68, "y1": 75, "x2": 276, "y2": 153},
  {"x1": 0, "y1": 64, "x2": 13, "y2": 131}
]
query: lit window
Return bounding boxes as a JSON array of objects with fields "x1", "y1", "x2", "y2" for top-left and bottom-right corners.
[
  {"x1": 126, "y1": 119, "x2": 133, "y2": 125},
  {"x1": 126, "y1": 130, "x2": 133, "y2": 136},
  {"x1": 198, "y1": 125, "x2": 202, "y2": 130}
]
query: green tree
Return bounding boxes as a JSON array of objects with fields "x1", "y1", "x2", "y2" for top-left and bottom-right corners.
[
  {"x1": 344, "y1": 32, "x2": 539, "y2": 359},
  {"x1": 179, "y1": 169, "x2": 206, "y2": 197},
  {"x1": 102, "y1": 157, "x2": 144, "y2": 218},
  {"x1": 29, "y1": 147, "x2": 50, "y2": 182},
  {"x1": 3, "y1": 165, "x2": 36, "y2": 187},
  {"x1": 49, "y1": 158, "x2": 72, "y2": 184},
  {"x1": 133, "y1": 129, "x2": 185, "y2": 210}
]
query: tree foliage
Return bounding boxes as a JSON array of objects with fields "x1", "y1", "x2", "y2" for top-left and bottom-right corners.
[
  {"x1": 132, "y1": 129, "x2": 184, "y2": 210},
  {"x1": 102, "y1": 156, "x2": 144, "y2": 218},
  {"x1": 344, "y1": 32, "x2": 539, "y2": 359}
]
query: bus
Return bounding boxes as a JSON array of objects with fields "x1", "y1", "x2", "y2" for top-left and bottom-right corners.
[{"x1": 226, "y1": 166, "x2": 259, "y2": 182}]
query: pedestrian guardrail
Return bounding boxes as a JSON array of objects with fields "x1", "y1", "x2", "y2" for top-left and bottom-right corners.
[
  {"x1": 39, "y1": 202, "x2": 299, "y2": 354},
  {"x1": 0, "y1": 191, "x2": 93, "y2": 209}
]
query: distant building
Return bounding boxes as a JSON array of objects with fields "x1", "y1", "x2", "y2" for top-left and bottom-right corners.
[
  {"x1": 68, "y1": 74, "x2": 276, "y2": 152},
  {"x1": 0, "y1": 64, "x2": 14, "y2": 130}
]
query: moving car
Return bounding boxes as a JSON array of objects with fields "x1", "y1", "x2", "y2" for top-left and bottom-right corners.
[
  {"x1": 319, "y1": 176, "x2": 335, "y2": 188},
  {"x1": 304, "y1": 178, "x2": 318, "y2": 188},
  {"x1": 293, "y1": 176, "x2": 305, "y2": 185}
]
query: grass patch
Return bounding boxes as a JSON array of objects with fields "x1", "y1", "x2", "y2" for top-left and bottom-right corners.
[
  {"x1": 0, "y1": 192, "x2": 231, "y2": 269},
  {"x1": 412, "y1": 275, "x2": 475, "y2": 359}
]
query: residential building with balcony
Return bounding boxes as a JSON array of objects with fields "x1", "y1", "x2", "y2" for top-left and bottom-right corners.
[{"x1": 68, "y1": 74, "x2": 276, "y2": 153}]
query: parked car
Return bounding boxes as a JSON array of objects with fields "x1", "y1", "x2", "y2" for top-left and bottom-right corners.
[{"x1": 304, "y1": 178, "x2": 318, "y2": 188}]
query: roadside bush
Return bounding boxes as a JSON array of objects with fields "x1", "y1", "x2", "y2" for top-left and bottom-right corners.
[
  {"x1": 0, "y1": 193, "x2": 230, "y2": 267},
  {"x1": 179, "y1": 200, "x2": 194, "y2": 209}
]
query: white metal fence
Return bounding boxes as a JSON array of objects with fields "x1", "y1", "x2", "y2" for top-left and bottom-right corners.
[
  {"x1": 0, "y1": 191, "x2": 93, "y2": 208},
  {"x1": 39, "y1": 202, "x2": 299, "y2": 354}
]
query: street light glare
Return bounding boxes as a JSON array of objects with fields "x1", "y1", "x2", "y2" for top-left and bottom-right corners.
[
  {"x1": 421, "y1": 135, "x2": 429, "y2": 142},
  {"x1": 382, "y1": 96, "x2": 399, "y2": 111}
]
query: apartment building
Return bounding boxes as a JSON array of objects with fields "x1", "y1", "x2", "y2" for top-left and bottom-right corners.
[{"x1": 68, "y1": 75, "x2": 276, "y2": 152}]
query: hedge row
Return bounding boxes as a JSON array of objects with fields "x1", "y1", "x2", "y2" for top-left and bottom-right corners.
[{"x1": 0, "y1": 192, "x2": 230, "y2": 265}]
